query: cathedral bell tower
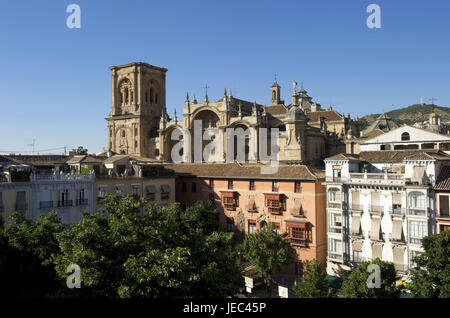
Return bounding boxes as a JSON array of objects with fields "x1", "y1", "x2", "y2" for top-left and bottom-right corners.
[{"x1": 106, "y1": 62, "x2": 168, "y2": 158}]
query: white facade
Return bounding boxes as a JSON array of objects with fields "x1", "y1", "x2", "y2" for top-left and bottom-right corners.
[
  {"x1": 323, "y1": 151, "x2": 446, "y2": 279},
  {"x1": 360, "y1": 125, "x2": 450, "y2": 152}
]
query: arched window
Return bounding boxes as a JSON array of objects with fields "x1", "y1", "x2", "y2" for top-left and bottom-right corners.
[
  {"x1": 150, "y1": 88, "x2": 154, "y2": 104},
  {"x1": 409, "y1": 192, "x2": 425, "y2": 209},
  {"x1": 401, "y1": 132, "x2": 410, "y2": 141},
  {"x1": 121, "y1": 130, "x2": 126, "y2": 138}
]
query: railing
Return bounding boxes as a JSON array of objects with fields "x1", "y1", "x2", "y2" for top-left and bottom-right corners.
[
  {"x1": 76, "y1": 199, "x2": 88, "y2": 206},
  {"x1": 328, "y1": 226, "x2": 342, "y2": 234},
  {"x1": 57, "y1": 200, "x2": 73, "y2": 207},
  {"x1": 15, "y1": 203, "x2": 27, "y2": 212},
  {"x1": 409, "y1": 237, "x2": 423, "y2": 245},
  {"x1": 390, "y1": 206, "x2": 406, "y2": 216},
  {"x1": 369, "y1": 205, "x2": 383, "y2": 214},
  {"x1": 39, "y1": 201, "x2": 54, "y2": 208},
  {"x1": 349, "y1": 173, "x2": 405, "y2": 185},
  {"x1": 328, "y1": 252, "x2": 344, "y2": 261},
  {"x1": 289, "y1": 238, "x2": 308, "y2": 247},
  {"x1": 350, "y1": 204, "x2": 363, "y2": 212},
  {"x1": 326, "y1": 177, "x2": 348, "y2": 183},
  {"x1": 328, "y1": 202, "x2": 342, "y2": 209},
  {"x1": 407, "y1": 208, "x2": 428, "y2": 217},
  {"x1": 31, "y1": 173, "x2": 94, "y2": 182}
]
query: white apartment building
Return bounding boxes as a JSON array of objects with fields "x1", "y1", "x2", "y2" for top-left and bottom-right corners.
[{"x1": 324, "y1": 149, "x2": 450, "y2": 279}]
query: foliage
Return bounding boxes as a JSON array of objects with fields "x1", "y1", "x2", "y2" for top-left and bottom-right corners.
[
  {"x1": 0, "y1": 211, "x2": 66, "y2": 298},
  {"x1": 53, "y1": 197, "x2": 243, "y2": 298},
  {"x1": 293, "y1": 259, "x2": 330, "y2": 298},
  {"x1": 410, "y1": 230, "x2": 450, "y2": 298},
  {"x1": 240, "y1": 223, "x2": 294, "y2": 296},
  {"x1": 341, "y1": 258, "x2": 400, "y2": 298}
]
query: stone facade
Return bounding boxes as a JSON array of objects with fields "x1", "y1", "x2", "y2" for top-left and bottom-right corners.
[{"x1": 106, "y1": 62, "x2": 359, "y2": 165}]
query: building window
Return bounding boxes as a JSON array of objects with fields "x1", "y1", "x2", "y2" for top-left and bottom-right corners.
[
  {"x1": 223, "y1": 196, "x2": 236, "y2": 211},
  {"x1": 249, "y1": 180, "x2": 255, "y2": 191},
  {"x1": 145, "y1": 186, "x2": 156, "y2": 201},
  {"x1": 228, "y1": 180, "x2": 233, "y2": 190},
  {"x1": 272, "y1": 180, "x2": 278, "y2": 192},
  {"x1": 294, "y1": 181, "x2": 301, "y2": 193},
  {"x1": 227, "y1": 218, "x2": 234, "y2": 232},
  {"x1": 122, "y1": 130, "x2": 126, "y2": 138},
  {"x1": 353, "y1": 251, "x2": 363, "y2": 263},
  {"x1": 131, "y1": 185, "x2": 140, "y2": 197},
  {"x1": 438, "y1": 195, "x2": 449, "y2": 217},
  {"x1": 295, "y1": 261, "x2": 304, "y2": 278},
  {"x1": 401, "y1": 132, "x2": 410, "y2": 141},
  {"x1": 192, "y1": 182, "x2": 197, "y2": 192},
  {"x1": 409, "y1": 192, "x2": 425, "y2": 209},
  {"x1": 161, "y1": 185, "x2": 170, "y2": 200},
  {"x1": 182, "y1": 182, "x2": 187, "y2": 192},
  {"x1": 409, "y1": 220, "x2": 427, "y2": 244},
  {"x1": 287, "y1": 225, "x2": 309, "y2": 246},
  {"x1": 115, "y1": 184, "x2": 125, "y2": 196},
  {"x1": 248, "y1": 221, "x2": 257, "y2": 234}
]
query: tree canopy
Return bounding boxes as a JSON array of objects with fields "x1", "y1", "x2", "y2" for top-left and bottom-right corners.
[
  {"x1": 293, "y1": 259, "x2": 329, "y2": 298},
  {"x1": 410, "y1": 230, "x2": 450, "y2": 298}
]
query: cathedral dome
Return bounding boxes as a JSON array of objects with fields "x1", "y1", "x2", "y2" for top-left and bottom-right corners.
[{"x1": 286, "y1": 105, "x2": 306, "y2": 121}]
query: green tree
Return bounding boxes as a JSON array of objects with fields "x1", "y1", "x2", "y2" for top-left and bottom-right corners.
[
  {"x1": 54, "y1": 197, "x2": 243, "y2": 297},
  {"x1": 410, "y1": 230, "x2": 450, "y2": 298},
  {"x1": 0, "y1": 211, "x2": 66, "y2": 298},
  {"x1": 241, "y1": 223, "x2": 294, "y2": 297},
  {"x1": 342, "y1": 258, "x2": 400, "y2": 298},
  {"x1": 293, "y1": 259, "x2": 329, "y2": 298}
]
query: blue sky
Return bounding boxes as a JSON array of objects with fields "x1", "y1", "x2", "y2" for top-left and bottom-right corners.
[{"x1": 0, "y1": 0, "x2": 449, "y2": 154}]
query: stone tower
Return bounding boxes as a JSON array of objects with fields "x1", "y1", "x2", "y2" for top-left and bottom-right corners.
[
  {"x1": 270, "y1": 81, "x2": 281, "y2": 105},
  {"x1": 106, "y1": 62, "x2": 167, "y2": 157}
]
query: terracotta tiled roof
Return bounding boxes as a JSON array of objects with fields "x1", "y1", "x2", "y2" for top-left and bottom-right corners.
[
  {"x1": 166, "y1": 162, "x2": 321, "y2": 180},
  {"x1": 265, "y1": 105, "x2": 287, "y2": 115},
  {"x1": 3, "y1": 155, "x2": 68, "y2": 165},
  {"x1": 363, "y1": 129, "x2": 385, "y2": 139},
  {"x1": 307, "y1": 110, "x2": 344, "y2": 122},
  {"x1": 358, "y1": 150, "x2": 450, "y2": 163},
  {"x1": 103, "y1": 155, "x2": 129, "y2": 164},
  {"x1": 325, "y1": 153, "x2": 359, "y2": 161},
  {"x1": 434, "y1": 166, "x2": 450, "y2": 190}
]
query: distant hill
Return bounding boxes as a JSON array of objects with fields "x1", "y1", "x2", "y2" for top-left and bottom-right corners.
[{"x1": 358, "y1": 104, "x2": 450, "y2": 131}]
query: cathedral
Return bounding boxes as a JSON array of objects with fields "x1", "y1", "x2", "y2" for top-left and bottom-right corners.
[{"x1": 106, "y1": 62, "x2": 359, "y2": 164}]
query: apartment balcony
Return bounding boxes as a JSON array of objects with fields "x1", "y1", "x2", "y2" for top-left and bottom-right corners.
[
  {"x1": 350, "y1": 204, "x2": 363, "y2": 213},
  {"x1": 407, "y1": 208, "x2": 429, "y2": 217},
  {"x1": 368, "y1": 205, "x2": 384, "y2": 216},
  {"x1": 328, "y1": 252, "x2": 345, "y2": 262},
  {"x1": 349, "y1": 173, "x2": 405, "y2": 186},
  {"x1": 328, "y1": 226, "x2": 343, "y2": 234},
  {"x1": 325, "y1": 176, "x2": 348, "y2": 183},
  {"x1": 57, "y1": 200, "x2": 73, "y2": 207},
  {"x1": 39, "y1": 201, "x2": 54, "y2": 209},
  {"x1": 76, "y1": 199, "x2": 89, "y2": 206},
  {"x1": 289, "y1": 238, "x2": 309, "y2": 247},
  {"x1": 368, "y1": 231, "x2": 386, "y2": 242},
  {"x1": 389, "y1": 206, "x2": 406, "y2": 217},
  {"x1": 31, "y1": 173, "x2": 94, "y2": 182},
  {"x1": 409, "y1": 236, "x2": 424, "y2": 245},
  {"x1": 327, "y1": 202, "x2": 342, "y2": 210}
]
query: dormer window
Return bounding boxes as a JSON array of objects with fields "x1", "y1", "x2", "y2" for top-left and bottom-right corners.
[{"x1": 401, "y1": 132, "x2": 410, "y2": 141}]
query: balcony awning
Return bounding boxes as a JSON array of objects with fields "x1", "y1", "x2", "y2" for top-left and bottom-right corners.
[
  {"x1": 352, "y1": 191, "x2": 360, "y2": 206},
  {"x1": 290, "y1": 198, "x2": 302, "y2": 215},
  {"x1": 393, "y1": 247, "x2": 404, "y2": 265},
  {"x1": 285, "y1": 218, "x2": 308, "y2": 228},
  {"x1": 392, "y1": 193, "x2": 402, "y2": 205},
  {"x1": 247, "y1": 196, "x2": 256, "y2": 211},
  {"x1": 370, "y1": 218, "x2": 381, "y2": 241},
  {"x1": 412, "y1": 166, "x2": 425, "y2": 183},
  {"x1": 371, "y1": 244, "x2": 382, "y2": 260},
  {"x1": 350, "y1": 215, "x2": 361, "y2": 234},
  {"x1": 161, "y1": 185, "x2": 171, "y2": 193},
  {"x1": 352, "y1": 240, "x2": 363, "y2": 252},
  {"x1": 391, "y1": 219, "x2": 403, "y2": 241},
  {"x1": 220, "y1": 191, "x2": 236, "y2": 198},
  {"x1": 264, "y1": 193, "x2": 281, "y2": 200}
]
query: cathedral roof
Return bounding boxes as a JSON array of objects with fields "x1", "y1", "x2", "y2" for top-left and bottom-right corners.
[
  {"x1": 265, "y1": 104, "x2": 287, "y2": 115},
  {"x1": 307, "y1": 110, "x2": 344, "y2": 122}
]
